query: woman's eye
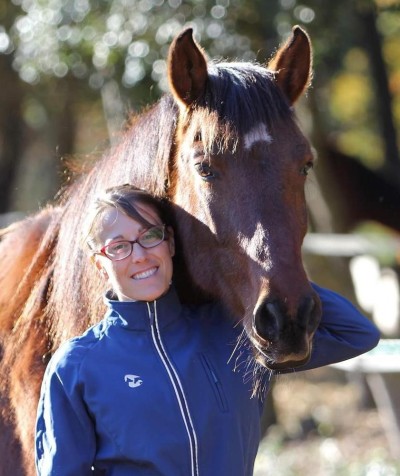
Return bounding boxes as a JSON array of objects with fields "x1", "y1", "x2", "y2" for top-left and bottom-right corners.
[
  {"x1": 194, "y1": 162, "x2": 214, "y2": 180},
  {"x1": 300, "y1": 161, "x2": 314, "y2": 176},
  {"x1": 140, "y1": 227, "x2": 164, "y2": 245},
  {"x1": 109, "y1": 242, "x2": 129, "y2": 254}
]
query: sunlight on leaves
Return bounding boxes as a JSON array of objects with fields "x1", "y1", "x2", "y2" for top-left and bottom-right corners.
[
  {"x1": 337, "y1": 128, "x2": 384, "y2": 167},
  {"x1": 6, "y1": 0, "x2": 253, "y2": 94},
  {"x1": 330, "y1": 72, "x2": 372, "y2": 123}
]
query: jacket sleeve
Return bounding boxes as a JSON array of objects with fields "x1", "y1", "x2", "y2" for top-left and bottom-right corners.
[
  {"x1": 294, "y1": 283, "x2": 380, "y2": 372},
  {"x1": 35, "y1": 342, "x2": 96, "y2": 476}
]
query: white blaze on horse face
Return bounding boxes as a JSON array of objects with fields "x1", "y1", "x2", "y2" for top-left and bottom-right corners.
[
  {"x1": 243, "y1": 123, "x2": 273, "y2": 150},
  {"x1": 238, "y1": 222, "x2": 272, "y2": 271}
]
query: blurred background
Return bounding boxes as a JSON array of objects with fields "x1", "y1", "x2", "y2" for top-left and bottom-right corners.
[{"x1": 1, "y1": 0, "x2": 400, "y2": 474}]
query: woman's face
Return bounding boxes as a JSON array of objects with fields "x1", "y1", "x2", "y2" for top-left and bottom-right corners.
[{"x1": 94, "y1": 203, "x2": 175, "y2": 302}]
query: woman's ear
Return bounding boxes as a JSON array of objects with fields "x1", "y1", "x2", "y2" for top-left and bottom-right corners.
[
  {"x1": 167, "y1": 227, "x2": 175, "y2": 257},
  {"x1": 93, "y1": 255, "x2": 109, "y2": 280}
]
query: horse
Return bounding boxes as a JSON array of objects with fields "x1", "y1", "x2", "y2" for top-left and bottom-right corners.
[{"x1": 0, "y1": 26, "x2": 320, "y2": 475}]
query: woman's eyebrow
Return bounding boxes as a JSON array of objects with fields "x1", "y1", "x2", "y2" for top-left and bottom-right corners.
[
  {"x1": 109, "y1": 234, "x2": 125, "y2": 241},
  {"x1": 107, "y1": 226, "x2": 148, "y2": 242}
]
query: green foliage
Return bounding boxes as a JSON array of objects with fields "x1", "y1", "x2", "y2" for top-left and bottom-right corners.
[{"x1": 2, "y1": 0, "x2": 255, "y2": 100}]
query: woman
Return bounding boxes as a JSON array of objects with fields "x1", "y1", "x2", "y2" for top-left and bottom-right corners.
[{"x1": 35, "y1": 184, "x2": 380, "y2": 476}]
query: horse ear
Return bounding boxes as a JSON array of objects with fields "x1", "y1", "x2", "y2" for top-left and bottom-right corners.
[
  {"x1": 267, "y1": 26, "x2": 312, "y2": 105},
  {"x1": 167, "y1": 28, "x2": 208, "y2": 106}
]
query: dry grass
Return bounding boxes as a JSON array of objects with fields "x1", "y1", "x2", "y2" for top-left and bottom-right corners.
[{"x1": 254, "y1": 367, "x2": 400, "y2": 476}]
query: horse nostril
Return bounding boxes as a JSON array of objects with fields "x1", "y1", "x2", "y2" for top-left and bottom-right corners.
[
  {"x1": 298, "y1": 295, "x2": 320, "y2": 332},
  {"x1": 253, "y1": 301, "x2": 283, "y2": 343},
  {"x1": 253, "y1": 294, "x2": 321, "y2": 344}
]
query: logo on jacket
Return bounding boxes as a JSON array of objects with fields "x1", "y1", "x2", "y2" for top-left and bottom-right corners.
[{"x1": 124, "y1": 374, "x2": 143, "y2": 388}]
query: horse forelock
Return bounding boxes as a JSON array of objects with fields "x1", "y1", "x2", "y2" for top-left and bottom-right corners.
[{"x1": 182, "y1": 62, "x2": 293, "y2": 154}]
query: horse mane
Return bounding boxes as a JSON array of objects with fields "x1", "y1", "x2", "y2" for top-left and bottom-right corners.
[{"x1": 0, "y1": 205, "x2": 61, "y2": 435}]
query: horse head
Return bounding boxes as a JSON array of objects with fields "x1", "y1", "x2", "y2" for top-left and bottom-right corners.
[{"x1": 167, "y1": 27, "x2": 321, "y2": 370}]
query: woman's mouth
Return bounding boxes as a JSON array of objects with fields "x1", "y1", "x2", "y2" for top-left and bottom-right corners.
[{"x1": 132, "y1": 267, "x2": 158, "y2": 280}]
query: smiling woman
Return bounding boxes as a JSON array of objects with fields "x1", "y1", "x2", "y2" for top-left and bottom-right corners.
[
  {"x1": 34, "y1": 183, "x2": 380, "y2": 476},
  {"x1": 85, "y1": 185, "x2": 175, "y2": 302}
]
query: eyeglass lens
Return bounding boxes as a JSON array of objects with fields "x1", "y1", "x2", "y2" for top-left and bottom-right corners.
[{"x1": 103, "y1": 226, "x2": 165, "y2": 260}]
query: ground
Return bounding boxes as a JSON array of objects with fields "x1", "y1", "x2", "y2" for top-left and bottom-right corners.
[{"x1": 253, "y1": 367, "x2": 400, "y2": 476}]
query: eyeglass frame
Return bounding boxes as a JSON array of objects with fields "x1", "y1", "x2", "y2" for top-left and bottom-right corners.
[{"x1": 95, "y1": 224, "x2": 168, "y2": 261}]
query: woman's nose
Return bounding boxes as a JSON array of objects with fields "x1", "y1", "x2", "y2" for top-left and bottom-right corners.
[{"x1": 130, "y1": 242, "x2": 147, "y2": 261}]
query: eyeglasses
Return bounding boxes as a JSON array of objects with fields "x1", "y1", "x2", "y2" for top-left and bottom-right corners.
[{"x1": 98, "y1": 225, "x2": 167, "y2": 261}]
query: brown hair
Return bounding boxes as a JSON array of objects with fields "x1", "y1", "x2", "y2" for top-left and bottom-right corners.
[{"x1": 83, "y1": 184, "x2": 170, "y2": 251}]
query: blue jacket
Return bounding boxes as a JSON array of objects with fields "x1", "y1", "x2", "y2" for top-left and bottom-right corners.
[{"x1": 35, "y1": 285, "x2": 379, "y2": 476}]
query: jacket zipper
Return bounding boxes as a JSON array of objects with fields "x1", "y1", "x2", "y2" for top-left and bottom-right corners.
[
  {"x1": 200, "y1": 354, "x2": 229, "y2": 412},
  {"x1": 147, "y1": 301, "x2": 199, "y2": 476}
]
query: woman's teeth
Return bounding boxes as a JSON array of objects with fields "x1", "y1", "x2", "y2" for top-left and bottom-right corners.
[{"x1": 133, "y1": 267, "x2": 157, "y2": 280}]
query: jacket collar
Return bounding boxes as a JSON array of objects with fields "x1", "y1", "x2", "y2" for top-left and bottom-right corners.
[{"x1": 104, "y1": 285, "x2": 183, "y2": 331}]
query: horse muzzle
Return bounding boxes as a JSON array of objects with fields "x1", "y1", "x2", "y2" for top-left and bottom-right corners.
[{"x1": 250, "y1": 292, "x2": 321, "y2": 370}]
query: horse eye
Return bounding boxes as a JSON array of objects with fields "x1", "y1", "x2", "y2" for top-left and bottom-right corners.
[
  {"x1": 195, "y1": 162, "x2": 214, "y2": 180},
  {"x1": 300, "y1": 161, "x2": 314, "y2": 176}
]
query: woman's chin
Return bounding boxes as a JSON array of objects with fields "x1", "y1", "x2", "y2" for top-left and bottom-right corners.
[{"x1": 119, "y1": 282, "x2": 171, "y2": 302}]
